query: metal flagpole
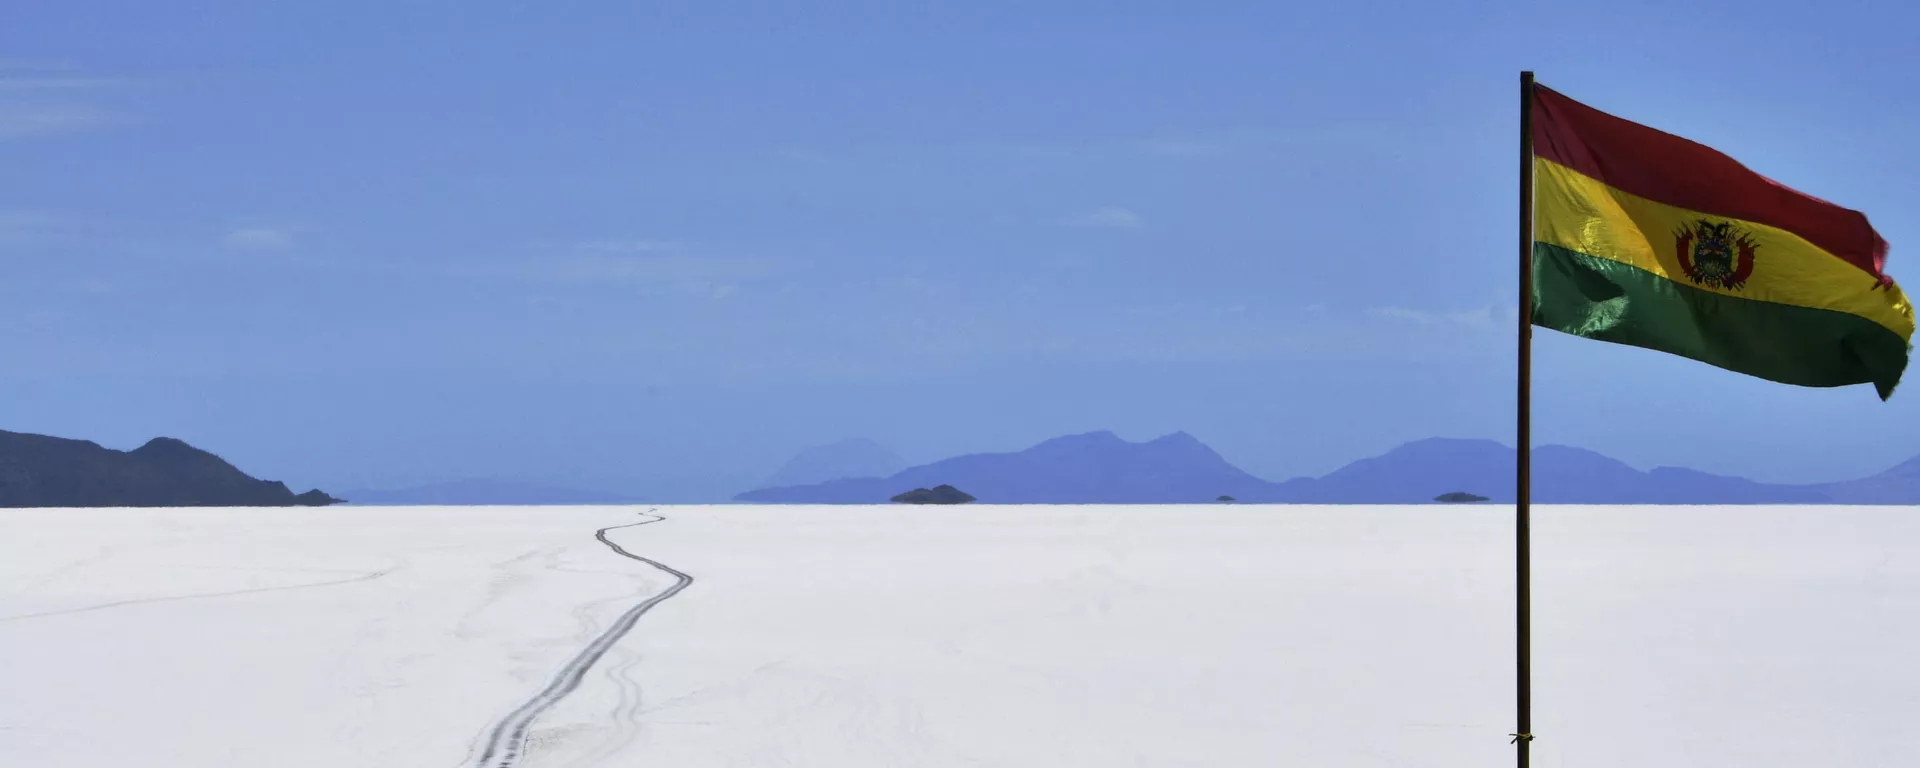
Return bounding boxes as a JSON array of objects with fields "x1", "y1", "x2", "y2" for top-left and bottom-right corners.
[{"x1": 1514, "y1": 69, "x2": 1537, "y2": 768}]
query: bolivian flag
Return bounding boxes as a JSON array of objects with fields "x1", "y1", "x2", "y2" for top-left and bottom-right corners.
[{"x1": 1531, "y1": 83, "x2": 1914, "y2": 399}]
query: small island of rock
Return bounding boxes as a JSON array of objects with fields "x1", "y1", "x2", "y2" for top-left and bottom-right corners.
[
  {"x1": 890, "y1": 485, "x2": 976, "y2": 505},
  {"x1": 1434, "y1": 491, "x2": 1490, "y2": 503}
]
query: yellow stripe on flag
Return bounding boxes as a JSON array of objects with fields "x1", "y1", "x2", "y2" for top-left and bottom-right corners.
[{"x1": 1534, "y1": 156, "x2": 1914, "y2": 339}]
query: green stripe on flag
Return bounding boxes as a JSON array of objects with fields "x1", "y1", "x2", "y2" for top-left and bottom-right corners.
[{"x1": 1532, "y1": 242, "x2": 1910, "y2": 400}]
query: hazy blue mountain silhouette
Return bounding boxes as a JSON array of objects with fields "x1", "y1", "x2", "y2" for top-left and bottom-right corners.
[
  {"x1": 762, "y1": 438, "x2": 908, "y2": 488},
  {"x1": 737, "y1": 431, "x2": 1280, "y2": 504},
  {"x1": 1262, "y1": 438, "x2": 1828, "y2": 504},
  {"x1": 737, "y1": 432, "x2": 1914, "y2": 504},
  {"x1": 0, "y1": 429, "x2": 339, "y2": 507},
  {"x1": 1809, "y1": 454, "x2": 1920, "y2": 504},
  {"x1": 341, "y1": 479, "x2": 641, "y2": 506}
]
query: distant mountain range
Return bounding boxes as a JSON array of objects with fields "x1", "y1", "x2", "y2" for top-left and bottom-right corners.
[
  {"x1": 339, "y1": 479, "x2": 642, "y2": 506},
  {"x1": 1258, "y1": 438, "x2": 1832, "y2": 504},
  {"x1": 737, "y1": 431, "x2": 1920, "y2": 505},
  {"x1": 759, "y1": 438, "x2": 907, "y2": 489},
  {"x1": 0, "y1": 429, "x2": 339, "y2": 508},
  {"x1": 740, "y1": 432, "x2": 1277, "y2": 504},
  {"x1": 13, "y1": 424, "x2": 1918, "y2": 509}
]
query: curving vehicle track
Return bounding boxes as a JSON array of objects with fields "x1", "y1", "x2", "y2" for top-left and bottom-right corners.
[{"x1": 472, "y1": 511, "x2": 693, "y2": 768}]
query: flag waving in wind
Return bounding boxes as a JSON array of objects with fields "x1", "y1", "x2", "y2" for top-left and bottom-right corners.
[{"x1": 1529, "y1": 83, "x2": 1914, "y2": 399}]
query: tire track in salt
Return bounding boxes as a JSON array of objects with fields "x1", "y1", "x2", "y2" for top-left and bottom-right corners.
[
  {"x1": 473, "y1": 511, "x2": 692, "y2": 768},
  {"x1": 564, "y1": 644, "x2": 646, "y2": 768},
  {"x1": 0, "y1": 563, "x2": 399, "y2": 623}
]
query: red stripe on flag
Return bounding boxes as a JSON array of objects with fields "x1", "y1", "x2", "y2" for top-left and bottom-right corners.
[{"x1": 1531, "y1": 83, "x2": 1889, "y2": 283}]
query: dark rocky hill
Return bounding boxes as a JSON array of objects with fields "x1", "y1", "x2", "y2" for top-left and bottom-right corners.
[{"x1": 0, "y1": 430, "x2": 340, "y2": 508}]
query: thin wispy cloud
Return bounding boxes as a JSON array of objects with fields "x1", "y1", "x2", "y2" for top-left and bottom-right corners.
[
  {"x1": 777, "y1": 149, "x2": 831, "y2": 164},
  {"x1": 0, "y1": 75, "x2": 123, "y2": 91},
  {"x1": 1061, "y1": 207, "x2": 1143, "y2": 229},
  {"x1": 542, "y1": 255, "x2": 770, "y2": 284},
  {"x1": 565, "y1": 239, "x2": 682, "y2": 254},
  {"x1": 0, "y1": 209, "x2": 93, "y2": 249},
  {"x1": 1127, "y1": 138, "x2": 1226, "y2": 157},
  {"x1": 0, "y1": 63, "x2": 123, "y2": 140},
  {"x1": 781, "y1": 130, "x2": 1345, "y2": 171},
  {"x1": 526, "y1": 238, "x2": 769, "y2": 287},
  {"x1": 0, "y1": 61, "x2": 81, "y2": 72},
  {"x1": 224, "y1": 228, "x2": 294, "y2": 250},
  {"x1": 0, "y1": 210, "x2": 66, "y2": 237},
  {"x1": 1367, "y1": 306, "x2": 1501, "y2": 329},
  {"x1": 954, "y1": 128, "x2": 1396, "y2": 164},
  {"x1": 521, "y1": 238, "x2": 776, "y2": 290},
  {"x1": 0, "y1": 103, "x2": 110, "y2": 139}
]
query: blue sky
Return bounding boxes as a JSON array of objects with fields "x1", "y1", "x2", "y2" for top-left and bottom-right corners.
[{"x1": 5, "y1": 0, "x2": 1918, "y2": 500}]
